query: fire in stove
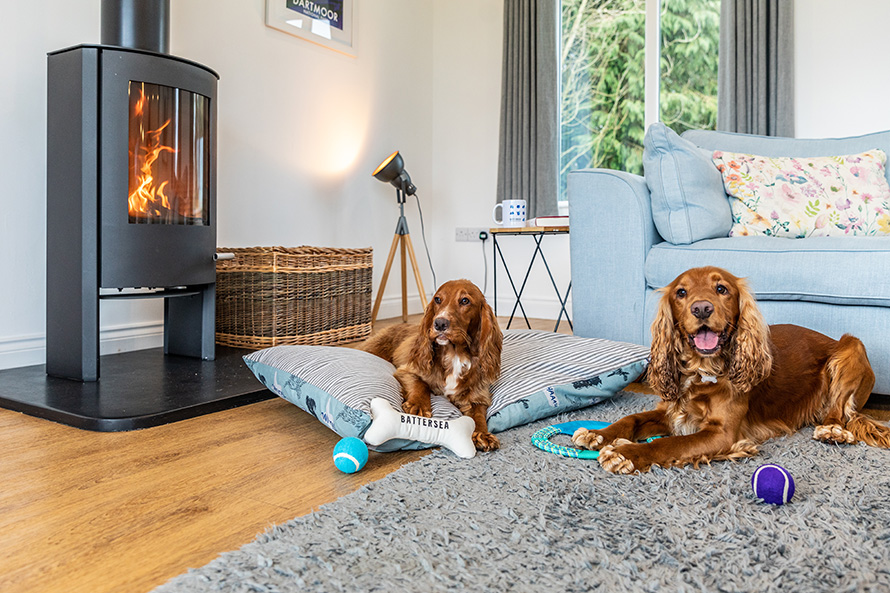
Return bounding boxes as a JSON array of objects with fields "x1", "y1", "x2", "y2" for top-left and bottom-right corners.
[
  {"x1": 128, "y1": 85, "x2": 173, "y2": 219},
  {"x1": 127, "y1": 81, "x2": 210, "y2": 225}
]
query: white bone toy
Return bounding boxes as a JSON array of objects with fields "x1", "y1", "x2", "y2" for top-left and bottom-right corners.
[{"x1": 363, "y1": 397, "x2": 476, "y2": 459}]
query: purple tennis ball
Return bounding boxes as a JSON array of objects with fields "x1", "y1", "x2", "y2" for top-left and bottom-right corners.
[{"x1": 751, "y1": 464, "x2": 795, "y2": 504}]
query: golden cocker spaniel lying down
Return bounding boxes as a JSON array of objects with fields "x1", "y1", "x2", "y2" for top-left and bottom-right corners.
[
  {"x1": 573, "y1": 266, "x2": 890, "y2": 473},
  {"x1": 361, "y1": 279, "x2": 502, "y2": 451}
]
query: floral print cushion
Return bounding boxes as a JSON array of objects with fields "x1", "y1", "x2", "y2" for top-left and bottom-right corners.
[{"x1": 712, "y1": 149, "x2": 890, "y2": 238}]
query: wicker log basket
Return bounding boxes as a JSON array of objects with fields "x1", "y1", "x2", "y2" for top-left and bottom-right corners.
[{"x1": 215, "y1": 246, "x2": 373, "y2": 349}]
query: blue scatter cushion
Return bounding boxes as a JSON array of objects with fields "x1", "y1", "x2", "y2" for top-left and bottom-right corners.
[
  {"x1": 643, "y1": 122, "x2": 733, "y2": 244},
  {"x1": 243, "y1": 330, "x2": 649, "y2": 451}
]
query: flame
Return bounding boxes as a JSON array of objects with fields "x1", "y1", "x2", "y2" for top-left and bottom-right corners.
[
  {"x1": 128, "y1": 88, "x2": 177, "y2": 219},
  {"x1": 134, "y1": 90, "x2": 147, "y2": 117}
]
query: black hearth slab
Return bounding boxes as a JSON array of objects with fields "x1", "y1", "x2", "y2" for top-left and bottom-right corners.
[
  {"x1": 867, "y1": 393, "x2": 890, "y2": 411},
  {"x1": 0, "y1": 346, "x2": 273, "y2": 432}
]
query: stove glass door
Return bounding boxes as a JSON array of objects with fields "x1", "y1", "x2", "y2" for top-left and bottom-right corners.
[{"x1": 128, "y1": 81, "x2": 210, "y2": 225}]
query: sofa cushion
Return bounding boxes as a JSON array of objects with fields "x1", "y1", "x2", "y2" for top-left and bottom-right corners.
[
  {"x1": 642, "y1": 122, "x2": 732, "y2": 244},
  {"x1": 645, "y1": 236, "x2": 890, "y2": 307},
  {"x1": 712, "y1": 149, "x2": 890, "y2": 238},
  {"x1": 683, "y1": 128, "x2": 890, "y2": 186}
]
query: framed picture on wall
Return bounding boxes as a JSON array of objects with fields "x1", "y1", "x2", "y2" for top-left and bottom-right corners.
[{"x1": 265, "y1": 0, "x2": 356, "y2": 57}]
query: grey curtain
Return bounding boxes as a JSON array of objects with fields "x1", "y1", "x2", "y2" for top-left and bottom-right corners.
[
  {"x1": 717, "y1": 0, "x2": 794, "y2": 136},
  {"x1": 497, "y1": 0, "x2": 559, "y2": 218}
]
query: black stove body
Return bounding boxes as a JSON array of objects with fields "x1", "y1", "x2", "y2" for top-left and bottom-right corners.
[{"x1": 46, "y1": 0, "x2": 218, "y2": 381}]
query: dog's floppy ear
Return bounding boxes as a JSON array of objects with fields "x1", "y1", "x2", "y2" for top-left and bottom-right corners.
[
  {"x1": 409, "y1": 298, "x2": 437, "y2": 373},
  {"x1": 648, "y1": 287, "x2": 683, "y2": 401},
  {"x1": 473, "y1": 300, "x2": 503, "y2": 385},
  {"x1": 728, "y1": 278, "x2": 772, "y2": 393}
]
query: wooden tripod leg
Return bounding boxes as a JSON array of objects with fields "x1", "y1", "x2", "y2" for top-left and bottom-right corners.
[
  {"x1": 403, "y1": 233, "x2": 428, "y2": 309},
  {"x1": 399, "y1": 234, "x2": 408, "y2": 321},
  {"x1": 371, "y1": 233, "x2": 401, "y2": 325}
]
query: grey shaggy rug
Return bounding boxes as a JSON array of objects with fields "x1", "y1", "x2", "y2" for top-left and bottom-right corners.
[{"x1": 154, "y1": 393, "x2": 890, "y2": 593}]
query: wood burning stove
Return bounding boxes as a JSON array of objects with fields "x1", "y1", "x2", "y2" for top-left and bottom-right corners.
[
  {"x1": 46, "y1": 0, "x2": 218, "y2": 381},
  {"x1": 0, "y1": 0, "x2": 270, "y2": 433}
]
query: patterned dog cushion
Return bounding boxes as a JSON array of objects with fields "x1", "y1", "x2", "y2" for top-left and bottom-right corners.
[{"x1": 243, "y1": 330, "x2": 649, "y2": 452}]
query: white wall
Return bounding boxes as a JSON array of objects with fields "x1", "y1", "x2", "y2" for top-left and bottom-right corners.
[
  {"x1": 2, "y1": 1, "x2": 889, "y2": 370},
  {"x1": 793, "y1": 0, "x2": 890, "y2": 138},
  {"x1": 429, "y1": 0, "x2": 573, "y2": 324},
  {"x1": 0, "y1": 1, "x2": 101, "y2": 368},
  {"x1": 1, "y1": 0, "x2": 442, "y2": 370},
  {"x1": 172, "y1": 1, "x2": 434, "y2": 252}
]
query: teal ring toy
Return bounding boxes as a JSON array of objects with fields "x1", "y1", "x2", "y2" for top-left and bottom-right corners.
[{"x1": 530, "y1": 420, "x2": 610, "y2": 460}]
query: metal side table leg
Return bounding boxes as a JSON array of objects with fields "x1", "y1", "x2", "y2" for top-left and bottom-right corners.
[{"x1": 493, "y1": 233, "x2": 532, "y2": 329}]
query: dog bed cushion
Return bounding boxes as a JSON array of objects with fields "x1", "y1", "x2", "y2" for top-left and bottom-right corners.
[{"x1": 243, "y1": 329, "x2": 650, "y2": 452}]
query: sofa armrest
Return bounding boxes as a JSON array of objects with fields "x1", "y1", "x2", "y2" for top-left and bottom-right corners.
[{"x1": 568, "y1": 168, "x2": 660, "y2": 345}]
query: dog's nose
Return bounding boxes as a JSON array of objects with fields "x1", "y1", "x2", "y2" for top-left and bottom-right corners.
[
  {"x1": 691, "y1": 300, "x2": 714, "y2": 320},
  {"x1": 434, "y1": 317, "x2": 450, "y2": 332}
]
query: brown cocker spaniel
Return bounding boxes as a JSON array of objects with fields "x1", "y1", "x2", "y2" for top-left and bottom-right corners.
[
  {"x1": 572, "y1": 266, "x2": 890, "y2": 473},
  {"x1": 361, "y1": 279, "x2": 502, "y2": 451}
]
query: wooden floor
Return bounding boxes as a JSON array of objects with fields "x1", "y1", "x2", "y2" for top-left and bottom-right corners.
[
  {"x1": 2, "y1": 315, "x2": 887, "y2": 593},
  {"x1": 0, "y1": 315, "x2": 553, "y2": 593}
]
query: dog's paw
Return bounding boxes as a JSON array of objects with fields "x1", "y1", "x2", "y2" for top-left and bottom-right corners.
[
  {"x1": 402, "y1": 399, "x2": 432, "y2": 418},
  {"x1": 813, "y1": 423, "x2": 856, "y2": 444},
  {"x1": 572, "y1": 427, "x2": 606, "y2": 451},
  {"x1": 598, "y1": 439, "x2": 638, "y2": 474},
  {"x1": 472, "y1": 431, "x2": 500, "y2": 452}
]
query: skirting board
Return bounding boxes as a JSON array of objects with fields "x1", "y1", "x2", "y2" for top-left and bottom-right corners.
[
  {"x1": 492, "y1": 295, "x2": 573, "y2": 323},
  {"x1": 0, "y1": 321, "x2": 165, "y2": 371},
  {"x1": 0, "y1": 295, "x2": 573, "y2": 370},
  {"x1": 373, "y1": 293, "x2": 573, "y2": 323}
]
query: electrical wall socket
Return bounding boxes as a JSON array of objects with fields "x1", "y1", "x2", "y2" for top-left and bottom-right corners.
[{"x1": 455, "y1": 227, "x2": 489, "y2": 242}]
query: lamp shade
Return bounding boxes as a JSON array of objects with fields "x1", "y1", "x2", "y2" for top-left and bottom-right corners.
[
  {"x1": 372, "y1": 151, "x2": 416, "y2": 196},
  {"x1": 373, "y1": 151, "x2": 403, "y2": 184}
]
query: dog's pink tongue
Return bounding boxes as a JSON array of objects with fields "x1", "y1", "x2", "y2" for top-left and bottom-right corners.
[{"x1": 694, "y1": 329, "x2": 719, "y2": 351}]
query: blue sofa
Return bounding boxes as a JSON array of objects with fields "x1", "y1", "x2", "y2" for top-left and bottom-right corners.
[{"x1": 568, "y1": 124, "x2": 890, "y2": 395}]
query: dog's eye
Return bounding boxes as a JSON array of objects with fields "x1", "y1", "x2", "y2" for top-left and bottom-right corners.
[
  {"x1": 460, "y1": 297, "x2": 470, "y2": 306},
  {"x1": 434, "y1": 296, "x2": 442, "y2": 304},
  {"x1": 676, "y1": 289, "x2": 687, "y2": 299},
  {"x1": 716, "y1": 284, "x2": 728, "y2": 295}
]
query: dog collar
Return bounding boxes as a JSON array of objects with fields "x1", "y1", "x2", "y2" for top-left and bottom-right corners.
[{"x1": 699, "y1": 373, "x2": 718, "y2": 383}]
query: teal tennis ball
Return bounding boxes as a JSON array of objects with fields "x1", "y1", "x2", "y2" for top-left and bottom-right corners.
[
  {"x1": 333, "y1": 437, "x2": 368, "y2": 474},
  {"x1": 751, "y1": 463, "x2": 795, "y2": 504}
]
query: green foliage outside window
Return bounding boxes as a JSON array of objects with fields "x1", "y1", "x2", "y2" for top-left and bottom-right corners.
[
  {"x1": 660, "y1": 0, "x2": 720, "y2": 133},
  {"x1": 560, "y1": 0, "x2": 719, "y2": 194}
]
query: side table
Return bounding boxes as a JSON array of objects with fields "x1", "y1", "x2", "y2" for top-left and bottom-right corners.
[{"x1": 490, "y1": 226, "x2": 572, "y2": 332}]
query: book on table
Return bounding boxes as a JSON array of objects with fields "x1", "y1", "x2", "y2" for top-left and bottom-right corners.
[{"x1": 527, "y1": 215, "x2": 569, "y2": 227}]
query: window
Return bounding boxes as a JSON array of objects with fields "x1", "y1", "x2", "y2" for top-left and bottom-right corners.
[
  {"x1": 559, "y1": 0, "x2": 719, "y2": 198},
  {"x1": 660, "y1": 0, "x2": 720, "y2": 134}
]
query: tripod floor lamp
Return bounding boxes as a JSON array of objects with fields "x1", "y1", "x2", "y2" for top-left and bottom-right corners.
[{"x1": 371, "y1": 151, "x2": 427, "y2": 324}]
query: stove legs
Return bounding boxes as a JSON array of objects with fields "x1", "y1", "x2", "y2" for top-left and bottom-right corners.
[{"x1": 165, "y1": 283, "x2": 215, "y2": 360}]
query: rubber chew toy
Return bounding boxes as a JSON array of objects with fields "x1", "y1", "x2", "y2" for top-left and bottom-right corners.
[
  {"x1": 532, "y1": 420, "x2": 663, "y2": 460},
  {"x1": 363, "y1": 397, "x2": 477, "y2": 459},
  {"x1": 531, "y1": 420, "x2": 610, "y2": 459}
]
